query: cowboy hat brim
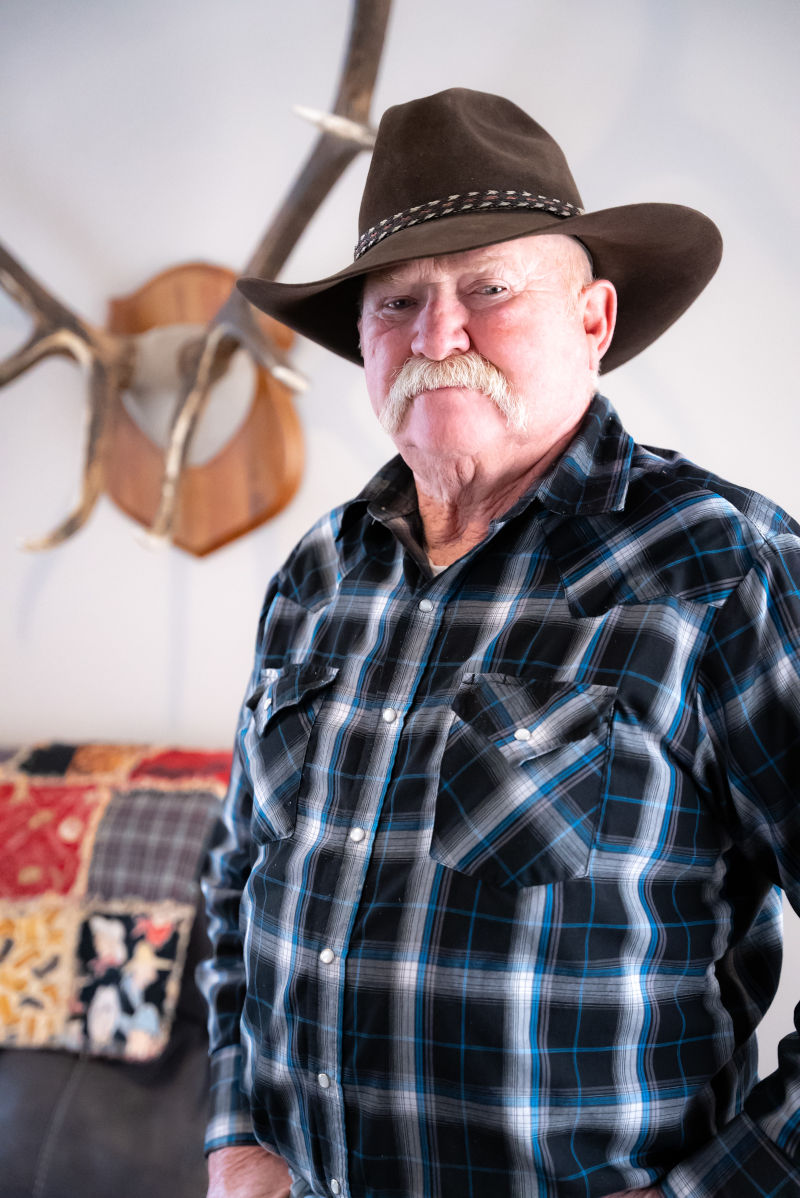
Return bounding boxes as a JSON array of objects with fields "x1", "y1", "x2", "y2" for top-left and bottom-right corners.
[{"x1": 237, "y1": 202, "x2": 722, "y2": 373}]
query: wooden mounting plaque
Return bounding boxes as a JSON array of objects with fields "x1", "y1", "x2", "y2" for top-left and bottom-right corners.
[{"x1": 104, "y1": 262, "x2": 303, "y2": 556}]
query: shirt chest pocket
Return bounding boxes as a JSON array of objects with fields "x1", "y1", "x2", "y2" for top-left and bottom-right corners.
[
  {"x1": 431, "y1": 675, "x2": 616, "y2": 889},
  {"x1": 243, "y1": 662, "x2": 339, "y2": 842}
]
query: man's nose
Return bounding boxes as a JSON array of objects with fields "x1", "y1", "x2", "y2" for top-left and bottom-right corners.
[{"x1": 410, "y1": 295, "x2": 471, "y2": 360}]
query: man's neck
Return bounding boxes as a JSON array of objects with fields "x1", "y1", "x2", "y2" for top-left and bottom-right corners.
[{"x1": 415, "y1": 425, "x2": 577, "y2": 567}]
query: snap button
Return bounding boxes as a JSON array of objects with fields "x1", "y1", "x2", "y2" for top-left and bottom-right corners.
[
  {"x1": 349, "y1": 826, "x2": 366, "y2": 843},
  {"x1": 514, "y1": 727, "x2": 532, "y2": 741},
  {"x1": 418, "y1": 598, "x2": 434, "y2": 613},
  {"x1": 381, "y1": 707, "x2": 398, "y2": 723},
  {"x1": 319, "y1": 948, "x2": 335, "y2": 965},
  {"x1": 317, "y1": 1072, "x2": 331, "y2": 1089}
]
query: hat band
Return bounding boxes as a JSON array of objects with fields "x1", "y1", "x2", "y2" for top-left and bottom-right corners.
[{"x1": 353, "y1": 188, "x2": 584, "y2": 260}]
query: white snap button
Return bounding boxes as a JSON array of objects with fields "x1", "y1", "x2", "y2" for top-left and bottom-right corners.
[
  {"x1": 418, "y1": 598, "x2": 434, "y2": 613},
  {"x1": 381, "y1": 707, "x2": 397, "y2": 723},
  {"x1": 514, "y1": 727, "x2": 532, "y2": 741},
  {"x1": 349, "y1": 826, "x2": 366, "y2": 843},
  {"x1": 330, "y1": 1182, "x2": 341, "y2": 1195},
  {"x1": 317, "y1": 1072, "x2": 331, "y2": 1089},
  {"x1": 319, "y1": 948, "x2": 335, "y2": 965}
]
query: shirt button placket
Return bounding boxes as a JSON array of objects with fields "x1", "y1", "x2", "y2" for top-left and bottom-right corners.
[{"x1": 341, "y1": 680, "x2": 407, "y2": 1198}]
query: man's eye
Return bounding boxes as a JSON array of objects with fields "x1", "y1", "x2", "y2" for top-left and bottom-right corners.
[
  {"x1": 384, "y1": 297, "x2": 414, "y2": 311},
  {"x1": 480, "y1": 284, "x2": 507, "y2": 296}
]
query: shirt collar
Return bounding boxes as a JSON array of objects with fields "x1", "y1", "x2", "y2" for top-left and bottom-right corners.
[
  {"x1": 532, "y1": 392, "x2": 634, "y2": 516},
  {"x1": 337, "y1": 393, "x2": 634, "y2": 551}
]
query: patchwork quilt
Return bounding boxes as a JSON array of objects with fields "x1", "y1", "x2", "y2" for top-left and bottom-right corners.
[{"x1": 0, "y1": 743, "x2": 230, "y2": 1062}]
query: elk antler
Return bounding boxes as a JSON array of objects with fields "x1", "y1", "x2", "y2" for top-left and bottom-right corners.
[
  {"x1": 147, "y1": 0, "x2": 392, "y2": 544},
  {"x1": 0, "y1": 0, "x2": 392, "y2": 551},
  {"x1": 0, "y1": 243, "x2": 134, "y2": 549}
]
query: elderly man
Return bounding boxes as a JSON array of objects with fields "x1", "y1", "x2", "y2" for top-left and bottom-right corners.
[{"x1": 200, "y1": 90, "x2": 800, "y2": 1198}]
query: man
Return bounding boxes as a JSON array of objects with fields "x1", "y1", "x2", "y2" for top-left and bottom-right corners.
[{"x1": 199, "y1": 90, "x2": 800, "y2": 1197}]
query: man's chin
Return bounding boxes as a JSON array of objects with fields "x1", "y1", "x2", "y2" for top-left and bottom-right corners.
[{"x1": 393, "y1": 426, "x2": 503, "y2": 463}]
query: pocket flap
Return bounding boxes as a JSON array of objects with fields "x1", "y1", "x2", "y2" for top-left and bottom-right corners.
[
  {"x1": 246, "y1": 663, "x2": 340, "y2": 736},
  {"x1": 243, "y1": 662, "x2": 339, "y2": 841},
  {"x1": 434, "y1": 676, "x2": 615, "y2": 888},
  {"x1": 454, "y1": 674, "x2": 614, "y2": 760}
]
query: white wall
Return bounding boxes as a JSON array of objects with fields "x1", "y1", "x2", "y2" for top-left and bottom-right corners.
[{"x1": 2, "y1": 0, "x2": 797, "y2": 1074}]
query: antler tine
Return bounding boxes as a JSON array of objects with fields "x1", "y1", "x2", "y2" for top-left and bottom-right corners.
[
  {"x1": 292, "y1": 107, "x2": 376, "y2": 150},
  {"x1": 140, "y1": 325, "x2": 228, "y2": 545},
  {"x1": 0, "y1": 240, "x2": 132, "y2": 549},
  {"x1": 330, "y1": 0, "x2": 392, "y2": 119},
  {"x1": 0, "y1": 241, "x2": 91, "y2": 382},
  {"x1": 21, "y1": 353, "x2": 122, "y2": 550},
  {"x1": 217, "y1": 297, "x2": 308, "y2": 393},
  {"x1": 142, "y1": 303, "x2": 309, "y2": 546},
  {"x1": 148, "y1": 0, "x2": 392, "y2": 546}
]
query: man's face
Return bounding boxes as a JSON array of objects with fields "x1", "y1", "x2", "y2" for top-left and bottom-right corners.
[{"x1": 358, "y1": 234, "x2": 615, "y2": 476}]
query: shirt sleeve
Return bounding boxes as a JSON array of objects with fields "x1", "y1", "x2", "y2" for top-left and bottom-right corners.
[
  {"x1": 662, "y1": 533, "x2": 800, "y2": 1197},
  {"x1": 196, "y1": 580, "x2": 278, "y2": 1154}
]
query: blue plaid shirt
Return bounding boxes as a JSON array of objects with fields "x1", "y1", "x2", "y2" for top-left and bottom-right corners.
[{"x1": 199, "y1": 394, "x2": 800, "y2": 1197}]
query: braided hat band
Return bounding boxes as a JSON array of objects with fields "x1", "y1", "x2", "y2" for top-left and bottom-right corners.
[{"x1": 354, "y1": 190, "x2": 584, "y2": 260}]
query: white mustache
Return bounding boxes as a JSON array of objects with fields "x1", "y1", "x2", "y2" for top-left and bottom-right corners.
[{"x1": 380, "y1": 352, "x2": 527, "y2": 436}]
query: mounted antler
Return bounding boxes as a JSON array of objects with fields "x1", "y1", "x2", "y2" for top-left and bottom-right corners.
[{"x1": 0, "y1": 0, "x2": 392, "y2": 551}]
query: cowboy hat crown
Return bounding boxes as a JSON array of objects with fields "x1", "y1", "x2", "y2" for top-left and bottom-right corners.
[{"x1": 238, "y1": 87, "x2": 722, "y2": 371}]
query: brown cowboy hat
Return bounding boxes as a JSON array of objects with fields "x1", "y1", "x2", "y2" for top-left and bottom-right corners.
[{"x1": 237, "y1": 88, "x2": 722, "y2": 372}]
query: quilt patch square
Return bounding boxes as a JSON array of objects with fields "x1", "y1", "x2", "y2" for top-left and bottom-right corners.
[
  {"x1": 18, "y1": 743, "x2": 77, "y2": 777},
  {"x1": 0, "y1": 781, "x2": 111, "y2": 898},
  {"x1": 67, "y1": 900, "x2": 195, "y2": 1060},
  {"x1": 0, "y1": 898, "x2": 78, "y2": 1047},
  {"x1": 88, "y1": 788, "x2": 222, "y2": 904},
  {"x1": 68, "y1": 743, "x2": 143, "y2": 780},
  {"x1": 131, "y1": 748, "x2": 232, "y2": 790}
]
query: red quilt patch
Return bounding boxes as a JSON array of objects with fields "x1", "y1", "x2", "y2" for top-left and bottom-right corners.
[
  {"x1": 0, "y1": 782, "x2": 109, "y2": 898},
  {"x1": 130, "y1": 748, "x2": 232, "y2": 787}
]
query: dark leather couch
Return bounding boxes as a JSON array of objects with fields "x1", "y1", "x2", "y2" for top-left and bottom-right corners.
[{"x1": 0, "y1": 911, "x2": 211, "y2": 1198}]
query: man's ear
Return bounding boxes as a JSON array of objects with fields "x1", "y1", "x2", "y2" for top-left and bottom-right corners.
[{"x1": 582, "y1": 279, "x2": 617, "y2": 370}]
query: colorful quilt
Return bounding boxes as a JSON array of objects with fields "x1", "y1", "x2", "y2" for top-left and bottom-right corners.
[{"x1": 0, "y1": 743, "x2": 230, "y2": 1061}]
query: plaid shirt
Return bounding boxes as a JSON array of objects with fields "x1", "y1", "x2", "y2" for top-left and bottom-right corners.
[{"x1": 199, "y1": 394, "x2": 800, "y2": 1197}]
